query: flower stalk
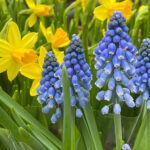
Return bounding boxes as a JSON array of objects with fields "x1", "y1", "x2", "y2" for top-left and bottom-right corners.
[
  {"x1": 58, "y1": 0, "x2": 67, "y2": 27},
  {"x1": 147, "y1": 109, "x2": 150, "y2": 150},
  {"x1": 147, "y1": 0, "x2": 150, "y2": 38},
  {"x1": 114, "y1": 114, "x2": 122, "y2": 150},
  {"x1": 63, "y1": 1, "x2": 79, "y2": 30},
  {"x1": 82, "y1": 0, "x2": 96, "y2": 63}
]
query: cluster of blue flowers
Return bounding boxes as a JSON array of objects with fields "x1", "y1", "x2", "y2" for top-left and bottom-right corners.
[
  {"x1": 133, "y1": 39, "x2": 150, "y2": 109},
  {"x1": 55, "y1": 34, "x2": 92, "y2": 117},
  {"x1": 94, "y1": 11, "x2": 138, "y2": 114},
  {"x1": 36, "y1": 51, "x2": 62, "y2": 123}
]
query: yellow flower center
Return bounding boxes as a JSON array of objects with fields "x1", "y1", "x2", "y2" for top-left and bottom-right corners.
[
  {"x1": 33, "y1": 5, "x2": 50, "y2": 16},
  {"x1": 12, "y1": 48, "x2": 38, "y2": 65}
]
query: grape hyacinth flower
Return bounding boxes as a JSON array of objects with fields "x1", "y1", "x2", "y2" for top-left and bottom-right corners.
[
  {"x1": 122, "y1": 144, "x2": 131, "y2": 150},
  {"x1": 55, "y1": 34, "x2": 92, "y2": 118},
  {"x1": 36, "y1": 51, "x2": 63, "y2": 123},
  {"x1": 134, "y1": 39, "x2": 150, "y2": 108},
  {"x1": 94, "y1": 11, "x2": 137, "y2": 114}
]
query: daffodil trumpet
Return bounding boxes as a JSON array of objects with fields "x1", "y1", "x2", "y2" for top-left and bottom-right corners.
[{"x1": 20, "y1": 46, "x2": 47, "y2": 96}]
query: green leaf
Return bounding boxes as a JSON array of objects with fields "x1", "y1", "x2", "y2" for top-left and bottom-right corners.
[
  {"x1": 75, "y1": 136, "x2": 86, "y2": 150},
  {"x1": 0, "y1": 128, "x2": 19, "y2": 150},
  {"x1": 0, "y1": 106, "x2": 46, "y2": 150},
  {"x1": 0, "y1": 89, "x2": 61, "y2": 149},
  {"x1": 18, "y1": 127, "x2": 46, "y2": 150},
  {"x1": 27, "y1": 124, "x2": 59, "y2": 150},
  {"x1": 133, "y1": 104, "x2": 147, "y2": 150},
  {"x1": 11, "y1": 108, "x2": 26, "y2": 128},
  {"x1": 62, "y1": 65, "x2": 74, "y2": 150},
  {"x1": 0, "y1": 128, "x2": 33, "y2": 150},
  {"x1": 83, "y1": 103, "x2": 103, "y2": 150},
  {"x1": 0, "y1": 106, "x2": 19, "y2": 138},
  {"x1": 76, "y1": 117, "x2": 95, "y2": 150},
  {"x1": 133, "y1": 114, "x2": 147, "y2": 150}
]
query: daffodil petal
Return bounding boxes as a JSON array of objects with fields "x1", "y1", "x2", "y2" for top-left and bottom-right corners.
[
  {"x1": 21, "y1": 32, "x2": 38, "y2": 49},
  {"x1": 40, "y1": 22, "x2": 47, "y2": 38},
  {"x1": 0, "y1": 57, "x2": 10, "y2": 73},
  {"x1": 30, "y1": 79, "x2": 40, "y2": 96},
  {"x1": 46, "y1": 27, "x2": 53, "y2": 43},
  {"x1": 52, "y1": 28, "x2": 70, "y2": 49},
  {"x1": 81, "y1": 0, "x2": 88, "y2": 11},
  {"x1": 38, "y1": 46, "x2": 47, "y2": 67},
  {"x1": 94, "y1": 5, "x2": 108, "y2": 21},
  {"x1": 98, "y1": 0, "x2": 115, "y2": 7},
  {"x1": 7, "y1": 59, "x2": 20, "y2": 81},
  {"x1": 53, "y1": 49, "x2": 64, "y2": 64},
  {"x1": 138, "y1": 5, "x2": 146, "y2": 13},
  {"x1": 25, "y1": 0, "x2": 35, "y2": 9},
  {"x1": 8, "y1": 22, "x2": 21, "y2": 47},
  {"x1": 0, "y1": 39, "x2": 12, "y2": 57},
  {"x1": 28, "y1": 14, "x2": 37, "y2": 28},
  {"x1": 20, "y1": 63, "x2": 41, "y2": 79}
]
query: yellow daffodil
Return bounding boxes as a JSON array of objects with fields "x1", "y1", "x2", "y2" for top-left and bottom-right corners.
[
  {"x1": 25, "y1": 0, "x2": 54, "y2": 27},
  {"x1": 94, "y1": 0, "x2": 133, "y2": 21},
  {"x1": 40, "y1": 22, "x2": 70, "y2": 64},
  {"x1": 20, "y1": 46, "x2": 47, "y2": 96},
  {"x1": 81, "y1": 0, "x2": 88, "y2": 11},
  {"x1": 138, "y1": 5, "x2": 146, "y2": 13},
  {"x1": 0, "y1": 21, "x2": 38, "y2": 81}
]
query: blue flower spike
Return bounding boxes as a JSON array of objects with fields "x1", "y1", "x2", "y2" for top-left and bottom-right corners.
[
  {"x1": 94, "y1": 11, "x2": 137, "y2": 114},
  {"x1": 56, "y1": 34, "x2": 92, "y2": 118},
  {"x1": 134, "y1": 39, "x2": 150, "y2": 109},
  {"x1": 36, "y1": 51, "x2": 62, "y2": 123}
]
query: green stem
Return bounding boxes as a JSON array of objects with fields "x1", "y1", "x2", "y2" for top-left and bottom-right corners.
[
  {"x1": 82, "y1": 0, "x2": 97, "y2": 63},
  {"x1": 134, "y1": 0, "x2": 139, "y2": 9},
  {"x1": 147, "y1": 109, "x2": 150, "y2": 150},
  {"x1": 71, "y1": 109, "x2": 75, "y2": 150},
  {"x1": 63, "y1": 1, "x2": 78, "y2": 30},
  {"x1": 0, "y1": 0, "x2": 9, "y2": 15},
  {"x1": 78, "y1": 17, "x2": 95, "y2": 37},
  {"x1": 147, "y1": 0, "x2": 150, "y2": 38},
  {"x1": 73, "y1": 6, "x2": 81, "y2": 34},
  {"x1": 114, "y1": 114, "x2": 122, "y2": 150},
  {"x1": 58, "y1": 0, "x2": 67, "y2": 27}
]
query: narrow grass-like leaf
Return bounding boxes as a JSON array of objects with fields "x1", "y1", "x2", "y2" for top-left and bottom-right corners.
[
  {"x1": 133, "y1": 104, "x2": 147, "y2": 150},
  {"x1": 133, "y1": 114, "x2": 147, "y2": 150},
  {"x1": 75, "y1": 136, "x2": 86, "y2": 150},
  {"x1": 27, "y1": 124, "x2": 59, "y2": 150},
  {"x1": 76, "y1": 117, "x2": 95, "y2": 150},
  {"x1": 0, "y1": 128, "x2": 19, "y2": 150},
  {"x1": 18, "y1": 127, "x2": 46, "y2": 150},
  {"x1": 0, "y1": 107, "x2": 46, "y2": 150},
  {"x1": 0, "y1": 106, "x2": 19, "y2": 138},
  {"x1": 0, "y1": 128, "x2": 33, "y2": 150},
  {"x1": 11, "y1": 108, "x2": 26, "y2": 128},
  {"x1": 83, "y1": 103, "x2": 103, "y2": 150},
  {"x1": 0, "y1": 89, "x2": 61, "y2": 149},
  {"x1": 71, "y1": 109, "x2": 75, "y2": 150},
  {"x1": 62, "y1": 65, "x2": 72, "y2": 150}
]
